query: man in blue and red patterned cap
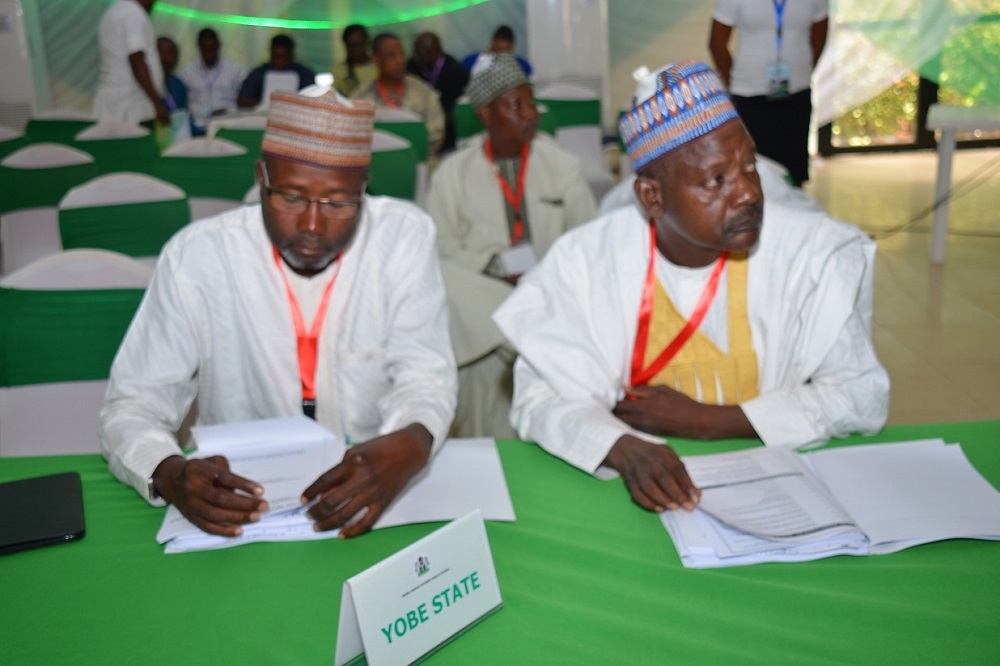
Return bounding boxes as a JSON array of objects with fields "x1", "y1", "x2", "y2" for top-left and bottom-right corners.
[
  {"x1": 493, "y1": 61, "x2": 888, "y2": 513},
  {"x1": 101, "y1": 89, "x2": 456, "y2": 537}
]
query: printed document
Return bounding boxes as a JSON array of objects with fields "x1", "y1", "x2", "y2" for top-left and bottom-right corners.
[
  {"x1": 661, "y1": 439, "x2": 1000, "y2": 568},
  {"x1": 156, "y1": 417, "x2": 516, "y2": 553}
]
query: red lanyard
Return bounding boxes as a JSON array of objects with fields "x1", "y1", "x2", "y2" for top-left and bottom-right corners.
[
  {"x1": 484, "y1": 140, "x2": 530, "y2": 245},
  {"x1": 272, "y1": 246, "x2": 340, "y2": 402},
  {"x1": 630, "y1": 222, "x2": 728, "y2": 386},
  {"x1": 376, "y1": 80, "x2": 403, "y2": 108}
]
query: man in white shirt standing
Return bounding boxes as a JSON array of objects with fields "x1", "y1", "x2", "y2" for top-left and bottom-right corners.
[
  {"x1": 92, "y1": 0, "x2": 169, "y2": 127},
  {"x1": 494, "y1": 60, "x2": 888, "y2": 513},
  {"x1": 100, "y1": 89, "x2": 457, "y2": 538},
  {"x1": 178, "y1": 28, "x2": 247, "y2": 136}
]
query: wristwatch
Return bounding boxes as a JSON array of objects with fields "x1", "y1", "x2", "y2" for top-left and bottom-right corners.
[{"x1": 147, "y1": 476, "x2": 161, "y2": 501}]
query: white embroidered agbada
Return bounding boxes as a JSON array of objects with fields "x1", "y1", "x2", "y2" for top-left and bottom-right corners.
[
  {"x1": 493, "y1": 201, "x2": 889, "y2": 474},
  {"x1": 101, "y1": 198, "x2": 457, "y2": 503}
]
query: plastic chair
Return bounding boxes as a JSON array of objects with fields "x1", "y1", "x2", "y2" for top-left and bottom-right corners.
[
  {"x1": 0, "y1": 144, "x2": 100, "y2": 275},
  {"x1": 0, "y1": 250, "x2": 151, "y2": 456},
  {"x1": 152, "y1": 137, "x2": 255, "y2": 219},
  {"x1": 73, "y1": 121, "x2": 158, "y2": 175},
  {"x1": 25, "y1": 109, "x2": 96, "y2": 145},
  {"x1": 368, "y1": 130, "x2": 418, "y2": 201},
  {"x1": 59, "y1": 173, "x2": 190, "y2": 258}
]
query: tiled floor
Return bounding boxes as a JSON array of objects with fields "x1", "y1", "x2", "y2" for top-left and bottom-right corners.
[{"x1": 805, "y1": 147, "x2": 1000, "y2": 425}]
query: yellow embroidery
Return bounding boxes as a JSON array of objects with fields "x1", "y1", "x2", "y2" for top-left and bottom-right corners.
[{"x1": 643, "y1": 253, "x2": 759, "y2": 404}]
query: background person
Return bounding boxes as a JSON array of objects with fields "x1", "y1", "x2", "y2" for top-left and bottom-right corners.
[
  {"x1": 332, "y1": 24, "x2": 378, "y2": 97},
  {"x1": 426, "y1": 53, "x2": 595, "y2": 438},
  {"x1": 407, "y1": 32, "x2": 469, "y2": 153},
  {"x1": 238, "y1": 34, "x2": 316, "y2": 108},
  {"x1": 178, "y1": 28, "x2": 247, "y2": 136},
  {"x1": 92, "y1": 0, "x2": 169, "y2": 127},
  {"x1": 709, "y1": 0, "x2": 829, "y2": 186}
]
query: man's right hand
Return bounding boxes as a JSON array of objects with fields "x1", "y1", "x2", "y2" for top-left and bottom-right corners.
[
  {"x1": 602, "y1": 435, "x2": 701, "y2": 513},
  {"x1": 152, "y1": 455, "x2": 268, "y2": 537},
  {"x1": 155, "y1": 101, "x2": 171, "y2": 127}
]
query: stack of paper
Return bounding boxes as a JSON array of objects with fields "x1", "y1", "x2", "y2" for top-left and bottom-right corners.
[
  {"x1": 156, "y1": 417, "x2": 516, "y2": 553},
  {"x1": 661, "y1": 439, "x2": 1000, "y2": 568}
]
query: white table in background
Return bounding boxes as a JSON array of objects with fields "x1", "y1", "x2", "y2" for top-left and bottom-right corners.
[{"x1": 925, "y1": 104, "x2": 1000, "y2": 264}]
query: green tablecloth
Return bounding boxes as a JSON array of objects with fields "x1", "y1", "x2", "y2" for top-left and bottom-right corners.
[{"x1": 2, "y1": 421, "x2": 998, "y2": 664}]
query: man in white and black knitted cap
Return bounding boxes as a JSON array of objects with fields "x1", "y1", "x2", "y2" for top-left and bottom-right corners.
[{"x1": 425, "y1": 53, "x2": 596, "y2": 439}]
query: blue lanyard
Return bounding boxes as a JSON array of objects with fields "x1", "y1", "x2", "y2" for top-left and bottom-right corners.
[{"x1": 772, "y1": 0, "x2": 788, "y2": 61}]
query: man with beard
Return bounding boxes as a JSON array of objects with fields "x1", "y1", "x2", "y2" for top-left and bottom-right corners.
[
  {"x1": 100, "y1": 89, "x2": 457, "y2": 538},
  {"x1": 493, "y1": 60, "x2": 888, "y2": 512},
  {"x1": 425, "y1": 53, "x2": 595, "y2": 438}
]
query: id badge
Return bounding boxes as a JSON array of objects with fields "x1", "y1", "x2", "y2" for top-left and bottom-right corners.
[{"x1": 766, "y1": 60, "x2": 791, "y2": 99}]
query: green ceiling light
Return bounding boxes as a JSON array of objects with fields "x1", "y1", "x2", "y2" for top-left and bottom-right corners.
[{"x1": 155, "y1": 1, "x2": 493, "y2": 29}]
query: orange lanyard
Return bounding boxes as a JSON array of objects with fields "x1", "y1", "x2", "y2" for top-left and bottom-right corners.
[
  {"x1": 484, "y1": 140, "x2": 530, "y2": 245},
  {"x1": 272, "y1": 246, "x2": 340, "y2": 405},
  {"x1": 630, "y1": 221, "x2": 728, "y2": 386},
  {"x1": 376, "y1": 80, "x2": 403, "y2": 108}
]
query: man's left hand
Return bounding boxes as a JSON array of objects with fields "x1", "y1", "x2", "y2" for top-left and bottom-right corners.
[
  {"x1": 301, "y1": 423, "x2": 433, "y2": 538},
  {"x1": 613, "y1": 384, "x2": 755, "y2": 440}
]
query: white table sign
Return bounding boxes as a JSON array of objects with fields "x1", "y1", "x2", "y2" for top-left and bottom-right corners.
[{"x1": 334, "y1": 510, "x2": 503, "y2": 666}]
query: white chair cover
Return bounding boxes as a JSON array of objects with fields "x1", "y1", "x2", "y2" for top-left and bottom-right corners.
[
  {"x1": 372, "y1": 130, "x2": 412, "y2": 152},
  {"x1": 1, "y1": 143, "x2": 95, "y2": 168},
  {"x1": 32, "y1": 108, "x2": 96, "y2": 121},
  {"x1": 0, "y1": 249, "x2": 152, "y2": 456},
  {"x1": 162, "y1": 137, "x2": 247, "y2": 157},
  {"x1": 213, "y1": 114, "x2": 269, "y2": 131},
  {"x1": 60, "y1": 173, "x2": 185, "y2": 209},
  {"x1": 74, "y1": 121, "x2": 150, "y2": 140},
  {"x1": 0, "y1": 125, "x2": 23, "y2": 141},
  {"x1": 534, "y1": 83, "x2": 599, "y2": 100},
  {"x1": 0, "y1": 248, "x2": 153, "y2": 289},
  {"x1": 375, "y1": 107, "x2": 423, "y2": 122},
  {"x1": 190, "y1": 198, "x2": 242, "y2": 221},
  {"x1": 0, "y1": 209, "x2": 61, "y2": 275}
]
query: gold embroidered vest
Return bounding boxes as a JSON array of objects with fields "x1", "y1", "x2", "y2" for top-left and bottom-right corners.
[{"x1": 642, "y1": 253, "x2": 759, "y2": 404}]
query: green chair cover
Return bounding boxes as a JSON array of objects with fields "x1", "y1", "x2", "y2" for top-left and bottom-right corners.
[
  {"x1": 59, "y1": 199, "x2": 190, "y2": 257},
  {"x1": 537, "y1": 105, "x2": 558, "y2": 136},
  {"x1": 25, "y1": 119, "x2": 94, "y2": 145},
  {"x1": 152, "y1": 153, "x2": 256, "y2": 201},
  {"x1": 0, "y1": 286, "x2": 144, "y2": 387},
  {"x1": 454, "y1": 102, "x2": 484, "y2": 140},
  {"x1": 73, "y1": 135, "x2": 159, "y2": 175},
  {"x1": 214, "y1": 128, "x2": 264, "y2": 159},
  {"x1": 0, "y1": 161, "x2": 101, "y2": 213},
  {"x1": 0, "y1": 136, "x2": 28, "y2": 161},
  {"x1": 368, "y1": 146, "x2": 418, "y2": 200},
  {"x1": 534, "y1": 98, "x2": 601, "y2": 129},
  {"x1": 374, "y1": 121, "x2": 429, "y2": 162}
]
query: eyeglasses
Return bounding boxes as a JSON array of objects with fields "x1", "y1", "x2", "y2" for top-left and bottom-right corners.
[{"x1": 260, "y1": 163, "x2": 365, "y2": 221}]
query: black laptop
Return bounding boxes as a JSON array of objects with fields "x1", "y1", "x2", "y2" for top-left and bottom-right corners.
[{"x1": 0, "y1": 471, "x2": 86, "y2": 555}]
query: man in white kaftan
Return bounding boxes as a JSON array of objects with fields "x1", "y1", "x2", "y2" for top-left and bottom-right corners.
[
  {"x1": 426, "y1": 53, "x2": 596, "y2": 437},
  {"x1": 493, "y1": 200, "x2": 888, "y2": 473},
  {"x1": 101, "y1": 89, "x2": 456, "y2": 539},
  {"x1": 494, "y1": 60, "x2": 888, "y2": 513}
]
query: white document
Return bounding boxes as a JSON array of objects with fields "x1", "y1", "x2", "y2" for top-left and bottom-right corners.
[
  {"x1": 335, "y1": 510, "x2": 503, "y2": 666},
  {"x1": 157, "y1": 426, "x2": 516, "y2": 553},
  {"x1": 496, "y1": 243, "x2": 537, "y2": 276},
  {"x1": 661, "y1": 439, "x2": 1000, "y2": 568}
]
